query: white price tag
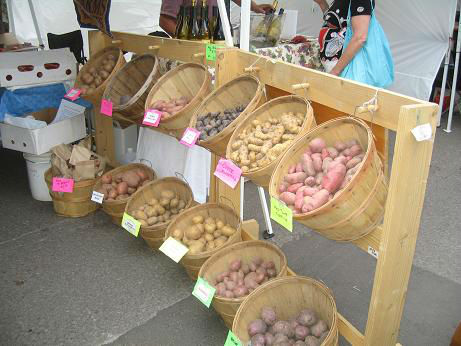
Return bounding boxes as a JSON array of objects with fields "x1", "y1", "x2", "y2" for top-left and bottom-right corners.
[
  {"x1": 368, "y1": 246, "x2": 379, "y2": 259},
  {"x1": 159, "y1": 237, "x2": 189, "y2": 263},
  {"x1": 91, "y1": 191, "x2": 104, "y2": 204},
  {"x1": 411, "y1": 123, "x2": 432, "y2": 142}
]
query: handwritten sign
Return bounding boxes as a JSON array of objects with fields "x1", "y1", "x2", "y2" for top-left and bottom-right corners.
[
  {"x1": 224, "y1": 330, "x2": 242, "y2": 346},
  {"x1": 270, "y1": 196, "x2": 293, "y2": 232},
  {"x1": 192, "y1": 277, "x2": 216, "y2": 308},
  {"x1": 52, "y1": 177, "x2": 74, "y2": 193},
  {"x1": 368, "y1": 246, "x2": 379, "y2": 259},
  {"x1": 91, "y1": 191, "x2": 104, "y2": 204},
  {"x1": 143, "y1": 109, "x2": 162, "y2": 127},
  {"x1": 121, "y1": 213, "x2": 141, "y2": 237},
  {"x1": 159, "y1": 237, "x2": 189, "y2": 263},
  {"x1": 214, "y1": 159, "x2": 242, "y2": 189},
  {"x1": 100, "y1": 99, "x2": 113, "y2": 117},
  {"x1": 206, "y1": 44, "x2": 217, "y2": 61},
  {"x1": 180, "y1": 127, "x2": 201, "y2": 148},
  {"x1": 411, "y1": 123, "x2": 432, "y2": 142},
  {"x1": 64, "y1": 88, "x2": 81, "y2": 101}
]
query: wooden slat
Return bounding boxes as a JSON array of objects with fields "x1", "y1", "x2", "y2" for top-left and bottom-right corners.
[
  {"x1": 338, "y1": 313, "x2": 365, "y2": 346},
  {"x1": 241, "y1": 219, "x2": 259, "y2": 240},
  {"x1": 352, "y1": 226, "x2": 383, "y2": 256},
  {"x1": 227, "y1": 49, "x2": 429, "y2": 131},
  {"x1": 364, "y1": 104, "x2": 437, "y2": 345}
]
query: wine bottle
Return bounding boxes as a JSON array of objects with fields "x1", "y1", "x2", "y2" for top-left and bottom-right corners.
[
  {"x1": 198, "y1": 0, "x2": 210, "y2": 41},
  {"x1": 212, "y1": 6, "x2": 225, "y2": 43},
  {"x1": 179, "y1": 4, "x2": 190, "y2": 39},
  {"x1": 267, "y1": 8, "x2": 284, "y2": 45},
  {"x1": 209, "y1": 6, "x2": 218, "y2": 43},
  {"x1": 189, "y1": 0, "x2": 201, "y2": 40},
  {"x1": 174, "y1": 5, "x2": 185, "y2": 39}
]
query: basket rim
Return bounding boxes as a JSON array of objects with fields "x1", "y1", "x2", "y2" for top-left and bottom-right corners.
[
  {"x1": 146, "y1": 62, "x2": 211, "y2": 124},
  {"x1": 164, "y1": 202, "x2": 242, "y2": 259},
  {"x1": 44, "y1": 168, "x2": 98, "y2": 187},
  {"x1": 269, "y1": 116, "x2": 374, "y2": 217},
  {"x1": 103, "y1": 54, "x2": 159, "y2": 111},
  {"x1": 197, "y1": 239, "x2": 288, "y2": 303},
  {"x1": 125, "y1": 176, "x2": 194, "y2": 231},
  {"x1": 225, "y1": 95, "x2": 314, "y2": 175},
  {"x1": 188, "y1": 74, "x2": 265, "y2": 145}
]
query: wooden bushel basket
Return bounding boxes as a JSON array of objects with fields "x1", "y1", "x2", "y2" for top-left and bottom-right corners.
[
  {"x1": 198, "y1": 240, "x2": 288, "y2": 328},
  {"x1": 269, "y1": 117, "x2": 388, "y2": 241},
  {"x1": 188, "y1": 75, "x2": 266, "y2": 157},
  {"x1": 74, "y1": 46, "x2": 125, "y2": 106},
  {"x1": 93, "y1": 163, "x2": 156, "y2": 225},
  {"x1": 232, "y1": 276, "x2": 339, "y2": 345},
  {"x1": 164, "y1": 203, "x2": 242, "y2": 280},
  {"x1": 44, "y1": 169, "x2": 99, "y2": 217},
  {"x1": 226, "y1": 95, "x2": 316, "y2": 188},
  {"x1": 125, "y1": 177, "x2": 194, "y2": 250},
  {"x1": 103, "y1": 54, "x2": 161, "y2": 123},
  {"x1": 145, "y1": 63, "x2": 212, "y2": 138}
]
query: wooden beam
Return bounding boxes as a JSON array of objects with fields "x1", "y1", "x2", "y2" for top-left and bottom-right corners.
[
  {"x1": 338, "y1": 313, "x2": 365, "y2": 346},
  {"x1": 352, "y1": 226, "x2": 382, "y2": 257},
  {"x1": 364, "y1": 104, "x2": 437, "y2": 345},
  {"x1": 230, "y1": 49, "x2": 428, "y2": 131}
]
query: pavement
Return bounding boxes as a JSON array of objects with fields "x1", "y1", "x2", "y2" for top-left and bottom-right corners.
[{"x1": 0, "y1": 116, "x2": 460, "y2": 346}]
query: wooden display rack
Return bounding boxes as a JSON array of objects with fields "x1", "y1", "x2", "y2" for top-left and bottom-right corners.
[{"x1": 89, "y1": 31, "x2": 438, "y2": 346}]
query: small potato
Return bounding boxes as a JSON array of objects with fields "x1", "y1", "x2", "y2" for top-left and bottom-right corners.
[
  {"x1": 196, "y1": 224, "x2": 205, "y2": 233},
  {"x1": 159, "y1": 198, "x2": 171, "y2": 207},
  {"x1": 157, "y1": 215, "x2": 165, "y2": 223},
  {"x1": 161, "y1": 190, "x2": 175, "y2": 200},
  {"x1": 198, "y1": 237, "x2": 206, "y2": 244},
  {"x1": 185, "y1": 225, "x2": 202, "y2": 240},
  {"x1": 170, "y1": 208, "x2": 179, "y2": 215},
  {"x1": 178, "y1": 200, "x2": 186, "y2": 209},
  {"x1": 170, "y1": 198, "x2": 179, "y2": 208},
  {"x1": 204, "y1": 233, "x2": 214, "y2": 241},
  {"x1": 206, "y1": 240, "x2": 216, "y2": 251},
  {"x1": 213, "y1": 230, "x2": 222, "y2": 238},
  {"x1": 204, "y1": 223, "x2": 216, "y2": 234},
  {"x1": 221, "y1": 225, "x2": 237, "y2": 237},
  {"x1": 230, "y1": 259, "x2": 242, "y2": 271},
  {"x1": 147, "y1": 216, "x2": 158, "y2": 225},
  {"x1": 145, "y1": 206, "x2": 156, "y2": 217},
  {"x1": 172, "y1": 228, "x2": 184, "y2": 239},
  {"x1": 192, "y1": 215, "x2": 204, "y2": 224},
  {"x1": 156, "y1": 205, "x2": 166, "y2": 215},
  {"x1": 139, "y1": 220, "x2": 148, "y2": 227},
  {"x1": 204, "y1": 217, "x2": 215, "y2": 224},
  {"x1": 148, "y1": 198, "x2": 159, "y2": 206},
  {"x1": 188, "y1": 240, "x2": 205, "y2": 254},
  {"x1": 135, "y1": 210, "x2": 147, "y2": 220},
  {"x1": 215, "y1": 236, "x2": 228, "y2": 247},
  {"x1": 164, "y1": 211, "x2": 171, "y2": 220},
  {"x1": 216, "y1": 220, "x2": 224, "y2": 229}
]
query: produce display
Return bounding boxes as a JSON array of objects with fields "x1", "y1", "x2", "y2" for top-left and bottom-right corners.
[
  {"x1": 171, "y1": 216, "x2": 237, "y2": 255},
  {"x1": 97, "y1": 168, "x2": 152, "y2": 202},
  {"x1": 212, "y1": 257, "x2": 278, "y2": 299},
  {"x1": 78, "y1": 54, "x2": 117, "y2": 95},
  {"x1": 129, "y1": 190, "x2": 187, "y2": 227},
  {"x1": 278, "y1": 137, "x2": 365, "y2": 214},
  {"x1": 149, "y1": 96, "x2": 190, "y2": 119},
  {"x1": 195, "y1": 105, "x2": 247, "y2": 141},
  {"x1": 230, "y1": 113, "x2": 305, "y2": 173},
  {"x1": 248, "y1": 307, "x2": 329, "y2": 346}
]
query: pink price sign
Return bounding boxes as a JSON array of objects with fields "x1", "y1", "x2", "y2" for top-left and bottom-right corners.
[
  {"x1": 143, "y1": 109, "x2": 162, "y2": 127},
  {"x1": 213, "y1": 158, "x2": 242, "y2": 189},
  {"x1": 100, "y1": 99, "x2": 113, "y2": 117},
  {"x1": 64, "y1": 88, "x2": 81, "y2": 101},
  {"x1": 180, "y1": 128, "x2": 201, "y2": 148},
  {"x1": 52, "y1": 177, "x2": 74, "y2": 193}
]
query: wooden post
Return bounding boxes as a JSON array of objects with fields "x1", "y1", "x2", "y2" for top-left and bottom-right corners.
[{"x1": 364, "y1": 104, "x2": 437, "y2": 345}]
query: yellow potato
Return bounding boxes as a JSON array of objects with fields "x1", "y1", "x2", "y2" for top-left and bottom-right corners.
[{"x1": 192, "y1": 215, "x2": 204, "y2": 224}]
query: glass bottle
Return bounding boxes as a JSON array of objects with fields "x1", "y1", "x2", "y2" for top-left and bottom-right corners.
[
  {"x1": 267, "y1": 8, "x2": 284, "y2": 45},
  {"x1": 209, "y1": 5, "x2": 218, "y2": 43},
  {"x1": 189, "y1": 0, "x2": 201, "y2": 40},
  {"x1": 198, "y1": 0, "x2": 210, "y2": 41},
  {"x1": 212, "y1": 6, "x2": 225, "y2": 43},
  {"x1": 179, "y1": 3, "x2": 190, "y2": 39},
  {"x1": 174, "y1": 5, "x2": 185, "y2": 39}
]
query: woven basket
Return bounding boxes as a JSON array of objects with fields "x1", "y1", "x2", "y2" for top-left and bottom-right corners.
[
  {"x1": 269, "y1": 117, "x2": 388, "y2": 241},
  {"x1": 93, "y1": 163, "x2": 156, "y2": 225},
  {"x1": 74, "y1": 46, "x2": 125, "y2": 106},
  {"x1": 125, "y1": 177, "x2": 194, "y2": 250},
  {"x1": 232, "y1": 276, "x2": 339, "y2": 346},
  {"x1": 198, "y1": 240, "x2": 287, "y2": 328},
  {"x1": 146, "y1": 63, "x2": 212, "y2": 138},
  {"x1": 188, "y1": 75, "x2": 266, "y2": 157},
  {"x1": 226, "y1": 95, "x2": 316, "y2": 188},
  {"x1": 44, "y1": 169, "x2": 99, "y2": 218},
  {"x1": 103, "y1": 54, "x2": 161, "y2": 123},
  {"x1": 164, "y1": 203, "x2": 242, "y2": 280}
]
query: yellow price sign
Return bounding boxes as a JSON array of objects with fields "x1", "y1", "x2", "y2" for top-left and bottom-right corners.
[{"x1": 270, "y1": 196, "x2": 293, "y2": 232}]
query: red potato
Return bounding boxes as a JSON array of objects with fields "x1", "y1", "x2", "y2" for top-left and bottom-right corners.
[
  {"x1": 287, "y1": 183, "x2": 304, "y2": 193},
  {"x1": 233, "y1": 285, "x2": 248, "y2": 297},
  {"x1": 295, "y1": 188, "x2": 306, "y2": 210},
  {"x1": 225, "y1": 280, "x2": 237, "y2": 291},
  {"x1": 303, "y1": 187, "x2": 319, "y2": 197},
  {"x1": 309, "y1": 138, "x2": 326, "y2": 153},
  {"x1": 321, "y1": 148, "x2": 330, "y2": 160},
  {"x1": 311, "y1": 153, "x2": 323, "y2": 172},
  {"x1": 346, "y1": 139, "x2": 358, "y2": 148},
  {"x1": 322, "y1": 164, "x2": 346, "y2": 193},
  {"x1": 334, "y1": 141, "x2": 347, "y2": 151},
  {"x1": 279, "y1": 192, "x2": 296, "y2": 205},
  {"x1": 267, "y1": 268, "x2": 276, "y2": 277},
  {"x1": 342, "y1": 148, "x2": 351, "y2": 157},
  {"x1": 307, "y1": 189, "x2": 330, "y2": 210},
  {"x1": 248, "y1": 319, "x2": 268, "y2": 337},
  {"x1": 304, "y1": 176, "x2": 316, "y2": 186},
  {"x1": 346, "y1": 156, "x2": 362, "y2": 169},
  {"x1": 229, "y1": 259, "x2": 242, "y2": 271},
  {"x1": 322, "y1": 157, "x2": 333, "y2": 174},
  {"x1": 285, "y1": 172, "x2": 308, "y2": 184},
  {"x1": 279, "y1": 182, "x2": 288, "y2": 193},
  {"x1": 301, "y1": 154, "x2": 316, "y2": 177},
  {"x1": 230, "y1": 272, "x2": 239, "y2": 283},
  {"x1": 315, "y1": 172, "x2": 324, "y2": 185},
  {"x1": 326, "y1": 146, "x2": 338, "y2": 159},
  {"x1": 349, "y1": 144, "x2": 362, "y2": 156},
  {"x1": 295, "y1": 163, "x2": 303, "y2": 173},
  {"x1": 288, "y1": 165, "x2": 296, "y2": 174},
  {"x1": 224, "y1": 290, "x2": 235, "y2": 298}
]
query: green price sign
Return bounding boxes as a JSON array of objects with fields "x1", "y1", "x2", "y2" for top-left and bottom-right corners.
[
  {"x1": 270, "y1": 196, "x2": 293, "y2": 232},
  {"x1": 206, "y1": 44, "x2": 217, "y2": 61},
  {"x1": 224, "y1": 330, "x2": 242, "y2": 346},
  {"x1": 192, "y1": 277, "x2": 216, "y2": 308}
]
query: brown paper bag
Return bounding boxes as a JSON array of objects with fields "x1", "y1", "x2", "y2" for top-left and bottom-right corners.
[
  {"x1": 73, "y1": 160, "x2": 96, "y2": 181},
  {"x1": 50, "y1": 144, "x2": 73, "y2": 177},
  {"x1": 69, "y1": 145, "x2": 92, "y2": 165}
]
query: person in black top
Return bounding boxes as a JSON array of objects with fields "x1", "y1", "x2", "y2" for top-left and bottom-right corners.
[{"x1": 314, "y1": 0, "x2": 375, "y2": 76}]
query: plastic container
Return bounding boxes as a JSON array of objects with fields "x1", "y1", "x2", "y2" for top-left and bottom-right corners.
[
  {"x1": 23, "y1": 151, "x2": 52, "y2": 201},
  {"x1": 121, "y1": 147, "x2": 136, "y2": 164}
]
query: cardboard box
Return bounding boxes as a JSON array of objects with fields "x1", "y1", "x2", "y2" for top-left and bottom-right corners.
[
  {"x1": 0, "y1": 48, "x2": 76, "y2": 88},
  {"x1": 0, "y1": 100, "x2": 87, "y2": 155}
]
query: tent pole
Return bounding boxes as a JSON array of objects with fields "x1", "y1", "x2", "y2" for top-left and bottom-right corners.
[
  {"x1": 6, "y1": 0, "x2": 15, "y2": 35},
  {"x1": 437, "y1": 46, "x2": 451, "y2": 127},
  {"x1": 240, "y1": 0, "x2": 251, "y2": 51},
  {"x1": 445, "y1": 16, "x2": 461, "y2": 133},
  {"x1": 27, "y1": 0, "x2": 45, "y2": 49},
  {"x1": 217, "y1": 0, "x2": 234, "y2": 47}
]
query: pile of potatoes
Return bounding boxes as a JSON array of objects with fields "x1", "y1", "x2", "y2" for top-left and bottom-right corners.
[
  {"x1": 149, "y1": 96, "x2": 190, "y2": 119},
  {"x1": 79, "y1": 54, "x2": 117, "y2": 95},
  {"x1": 171, "y1": 215, "x2": 237, "y2": 255},
  {"x1": 278, "y1": 137, "x2": 365, "y2": 214},
  {"x1": 248, "y1": 307, "x2": 329, "y2": 346},
  {"x1": 97, "y1": 168, "x2": 152, "y2": 201},
  {"x1": 212, "y1": 257, "x2": 277, "y2": 299},
  {"x1": 195, "y1": 105, "x2": 247, "y2": 141},
  {"x1": 130, "y1": 190, "x2": 187, "y2": 227},
  {"x1": 230, "y1": 112, "x2": 305, "y2": 173}
]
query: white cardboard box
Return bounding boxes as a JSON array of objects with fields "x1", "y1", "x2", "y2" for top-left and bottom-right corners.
[
  {"x1": 0, "y1": 48, "x2": 76, "y2": 88},
  {"x1": 0, "y1": 100, "x2": 87, "y2": 155}
]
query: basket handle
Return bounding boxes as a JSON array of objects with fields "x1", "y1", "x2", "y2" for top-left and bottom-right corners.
[
  {"x1": 219, "y1": 196, "x2": 238, "y2": 217},
  {"x1": 139, "y1": 158, "x2": 153, "y2": 168},
  {"x1": 174, "y1": 171, "x2": 190, "y2": 186}
]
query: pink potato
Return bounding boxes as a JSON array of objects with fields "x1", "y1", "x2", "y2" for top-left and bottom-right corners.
[
  {"x1": 321, "y1": 148, "x2": 330, "y2": 160},
  {"x1": 346, "y1": 156, "x2": 362, "y2": 170},
  {"x1": 334, "y1": 141, "x2": 347, "y2": 151},
  {"x1": 340, "y1": 174, "x2": 353, "y2": 189},
  {"x1": 349, "y1": 144, "x2": 362, "y2": 156},
  {"x1": 295, "y1": 163, "x2": 303, "y2": 173},
  {"x1": 301, "y1": 154, "x2": 316, "y2": 177},
  {"x1": 279, "y1": 192, "x2": 296, "y2": 205},
  {"x1": 342, "y1": 148, "x2": 351, "y2": 157},
  {"x1": 315, "y1": 172, "x2": 324, "y2": 185},
  {"x1": 285, "y1": 172, "x2": 307, "y2": 184},
  {"x1": 308, "y1": 189, "x2": 330, "y2": 210},
  {"x1": 301, "y1": 196, "x2": 314, "y2": 213},
  {"x1": 322, "y1": 163, "x2": 346, "y2": 193},
  {"x1": 303, "y1": 187, "x2": 319, "y2": 197},
  {"x1": 288, "y1": 165, "x2": 297, "y2": 174},
  {"x1": 309, "y1": 138, "x2": 327, "y2": 153},
  {"x1": 304, "y1": 176, "x2": 316, "y2": 186},
  {"x1": 295, "y1": 187, "x2": 306, "y2": 210},
  {"x1": 287, "y1": 183, "x2": 304, "y2": 193},
  {"x1": 279, "y1": 182, "x2": 288, "y2": 193},
  {"x1": 326, "y1": 146, "x2": 338, "y2": 159},
  {"x1": 346, "y1": 139, "x2": 358, "y2": 148},
  {"x1": 311, "y1": 153, "x2": 323, "y2": 172},
  {"x1": 322, "y1": 157, "x2": 333, "y2": 174}
]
